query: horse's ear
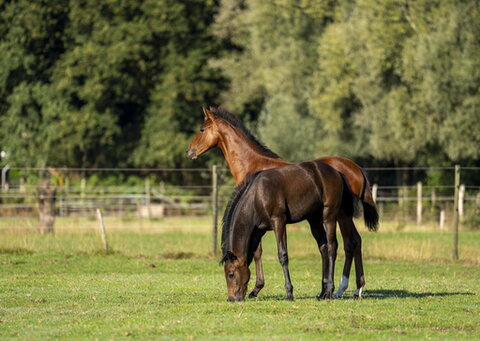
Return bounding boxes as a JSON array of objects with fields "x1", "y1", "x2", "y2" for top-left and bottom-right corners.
[
  {"x1": 203, "y1": 107, "x2": 215, "y2": 121},
  {"x1": 227, "y1": 251, "x2": 237, "y2": 261},
  {"x1": 220, "y1": 251, "x2": 237, "y2": 264}
]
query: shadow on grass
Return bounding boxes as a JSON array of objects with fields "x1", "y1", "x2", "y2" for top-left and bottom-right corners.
[
  {"x1": 251, "y1": 290, "x2": 474, "y2": 302},
  {"x1": 363, "y1": 289, "x2": 474, "y2": 299},
  {"x1": 0, "y1": 247, "x2": 33, "y2": 255}
]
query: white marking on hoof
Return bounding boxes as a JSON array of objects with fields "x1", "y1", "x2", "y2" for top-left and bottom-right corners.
[
  {"x1": 334, "y1": 275, "x2": 349, "y2": 298},
  {"x1": 354, "y1": 287, "x2": 363, "y2": 298}
]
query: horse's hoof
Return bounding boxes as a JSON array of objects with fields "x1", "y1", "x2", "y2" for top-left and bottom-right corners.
[
  {"x1": 323, "y1": 292, "x2": 334, "y2": 300},
  {"x1": 286, "y1": 296, "x2": 294, "y2": 301},
  {"x1": 248, "y1": 292, "x2": 257, "y2": 299},
  {"x1": 316, "y1": 290, "x2": 326, "y2": 300},
  {"x1": 353, "y1": 294, "x2": 362, "y2": 300},
  {"x1": 317, "y1": 292, "x2": 333, "y2": 300}
]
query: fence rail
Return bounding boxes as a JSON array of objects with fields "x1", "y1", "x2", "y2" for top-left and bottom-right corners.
[
  {"x1": 1, "y1": 164, "x2": 479, "y2": 258},
  {"x1": 1, "y1": 165, "x2": 479, "y2": 223}
]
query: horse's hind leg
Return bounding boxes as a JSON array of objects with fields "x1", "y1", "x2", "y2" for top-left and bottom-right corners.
[
  {"x1": 272, "y1": 219, "x2": 294, "y2": 301},
  {"x1": 307, "y1": 217, "x2": 328, "y2": 299},
  {"x1": 322, "y1": 216, "x2": 338, "y2": 299},
  {"x1": 352, "y1": 227, "x2": 365, "y2": 298},
  {"x1": 248, "y1": 242, "x2": 265, "y2": 298},
  {"x1": 334, "y1": 215, "x2": 355, "y2": 298}
]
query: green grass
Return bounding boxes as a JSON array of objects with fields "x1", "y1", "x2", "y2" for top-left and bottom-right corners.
[{"x1": 1, "y1": 219, "x2": 479, "y2": 339}]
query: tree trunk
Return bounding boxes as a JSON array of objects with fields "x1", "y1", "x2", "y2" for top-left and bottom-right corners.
[{"x1": 37, "y1": 181, "x2": 56, "y2": 234}]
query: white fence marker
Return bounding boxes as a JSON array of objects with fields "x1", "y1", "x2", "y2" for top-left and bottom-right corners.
[
  {"x1": 417, "y1": 181, "x2": 422, "y2": 225},
  {"x1": 440, "y1": 209, "x2": 445, "y2": 231},
  {"x1": 96, "y1": 208, "x2": 109, "y2": 252}
]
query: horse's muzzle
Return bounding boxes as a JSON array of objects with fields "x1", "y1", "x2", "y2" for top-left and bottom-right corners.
[
  {"x1": 186, "y1": 148, "x2": 197, "y2": 160},
  {"x1": 227, "y1": 295, "x2": 245, "y2": 302}
]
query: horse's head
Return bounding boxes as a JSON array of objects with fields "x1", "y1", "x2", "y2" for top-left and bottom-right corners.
[
  {"x1": 222, "y1": 251, "x2": 250, "y2": 302},
  {"x1": 186, "y1": 107, "x2": 220, "y2": 160}
]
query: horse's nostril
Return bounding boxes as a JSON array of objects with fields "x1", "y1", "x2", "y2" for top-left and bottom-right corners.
[{"x1": 186, "y1": 149, "x2": 197, "y2": 159}]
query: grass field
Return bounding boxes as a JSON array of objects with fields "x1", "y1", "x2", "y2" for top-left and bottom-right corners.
[{"x1": 1, "y1": 217, "x2": 479, "y2": 339}]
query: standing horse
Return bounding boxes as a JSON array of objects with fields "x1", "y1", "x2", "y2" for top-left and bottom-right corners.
[
  {"x1": 187, "y1": 107, "x2": 378, "y2": 298},
  {"x1": 221, "y1": 161, "x2": 354, "y2": 301}
]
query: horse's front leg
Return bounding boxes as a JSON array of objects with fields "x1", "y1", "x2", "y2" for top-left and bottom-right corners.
[
  {"x1": 248, "y1": 242, "x2": 265, "y2": 298},
  {"x1": 273, "y1": 219, "x2": 293, "y2": 301}
]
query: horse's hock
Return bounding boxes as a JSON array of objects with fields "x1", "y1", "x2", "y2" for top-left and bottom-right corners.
[{"x1": 37, "y1": 182, "x2": 57, "y2": 234}]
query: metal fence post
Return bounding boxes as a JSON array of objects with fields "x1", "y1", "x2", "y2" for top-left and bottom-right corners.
[
  {"x1": 212, "y1": 165, "x2": 219, "y2": 255},
  {"x1": 453, "y1": 165, "x2": 460, "y2": 260}
]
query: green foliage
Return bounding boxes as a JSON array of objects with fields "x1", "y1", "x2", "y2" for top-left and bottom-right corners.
[
  {"x1": 1, "y1": 0, "x2": 479, "y2": 168},
  {"x1": 215, "y1": 0, "x2": 480, "y2": 166},
  {"x1": 0, "y1": 0, "x2": 223, "y2": 168}
]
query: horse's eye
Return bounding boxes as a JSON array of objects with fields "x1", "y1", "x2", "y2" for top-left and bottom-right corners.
[
  {"x1": 228, "y1": 273, "x2": 235, "y2": 279},
  {"x1": 200, "y1": 127, "x2": 205, "y2": 133}
]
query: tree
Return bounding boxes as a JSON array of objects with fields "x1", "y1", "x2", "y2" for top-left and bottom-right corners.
[
  {"x1": 0, "y1": 0, "x2": 224, "y2": 168},
  {"x1": 214, "y1": 0, "x2": 337, "y2": 160}
]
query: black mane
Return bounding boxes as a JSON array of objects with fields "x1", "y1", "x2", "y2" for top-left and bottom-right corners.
[
  {"x1": 209, "y1": 107, "x2": 281, "y2": 159},
  {"x1": 220, "y1": 172, "x2": 260, "y2": 263}
]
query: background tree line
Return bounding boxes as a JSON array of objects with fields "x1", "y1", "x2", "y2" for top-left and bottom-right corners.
[{"x1": 1, "y1": 0, "x2": 479, "y2": 171}]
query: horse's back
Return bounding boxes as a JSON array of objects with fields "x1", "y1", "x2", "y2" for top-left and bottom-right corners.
[{"x1": 253, "y1": 161, "x2": 343, "y2": 223}]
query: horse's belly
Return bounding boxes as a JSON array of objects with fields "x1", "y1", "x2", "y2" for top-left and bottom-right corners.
[{"x1": 285, "y1": 197, "x2": 323, "y2": 223}]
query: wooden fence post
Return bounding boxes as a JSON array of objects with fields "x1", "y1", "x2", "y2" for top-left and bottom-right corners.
[
  {"x1": 431, "y1": 188, "x2": 437, "y2": 214},
  {"x1": 145, "y1": 178, "x2": 151, "y2": 218},
  {"x1": 80, "y1": 178, "x2": 86, "y2": 199},
  {"x1": 1, "y1": 164, "x2": 9, "y2": 192},
  {"x1": 212, "y1": 165, "x2": 219, "y2": 255},
  {"x1": 417, "y1": 181, "x2": 422, "y2": 225},
  {"x1": 37, "y1": 181, "x2": 57, "y2": 234},
  {"x1": 453, "y1": 165, "x2": 460, "y2": 260},
  {"x1": 96, "y1": 208, "x2": 109, "y2": 252}
]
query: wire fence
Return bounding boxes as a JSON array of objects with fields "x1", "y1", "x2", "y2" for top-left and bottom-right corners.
[{"x1": 1, "y1": 165, "x2": 479, "y2": 231}]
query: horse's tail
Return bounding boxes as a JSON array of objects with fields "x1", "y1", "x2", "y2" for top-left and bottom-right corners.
[
  {"x1": 360, "y1": 168, "x2": 379, "y2": 232},
  {"x1": 340, "y1": 174, "x2": 355, "y2": 219}
]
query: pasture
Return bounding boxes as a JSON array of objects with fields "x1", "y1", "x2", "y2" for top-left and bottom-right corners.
[{"x1": 1, "y1": 217, "x2": 479, "y2": 339}]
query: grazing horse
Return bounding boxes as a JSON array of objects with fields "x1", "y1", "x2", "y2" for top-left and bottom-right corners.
[
  {"x1": 187, "y1": 107, "x2": 378, "y2": 298},
  {"x1": 221, "y1": 161, "x2": 354, "y2": 301}
]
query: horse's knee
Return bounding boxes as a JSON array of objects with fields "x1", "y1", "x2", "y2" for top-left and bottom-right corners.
[
  {"x1": 278, "y1": 251, "x2": 289, "y2": 266},
  {"x1": 327, "y1": 241, "x2": 338, "y2": 255},
  {"x1": 319, "y1": 243, "x2": 328, "y2": 256}
]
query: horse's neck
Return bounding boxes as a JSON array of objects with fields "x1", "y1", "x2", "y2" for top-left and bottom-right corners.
[
  {"x1": 230, "y1": 205, "x2": 254, "y2": 263},
  {"x1": 217, "y1": 123, "x2": 289, "y2": 185}
]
